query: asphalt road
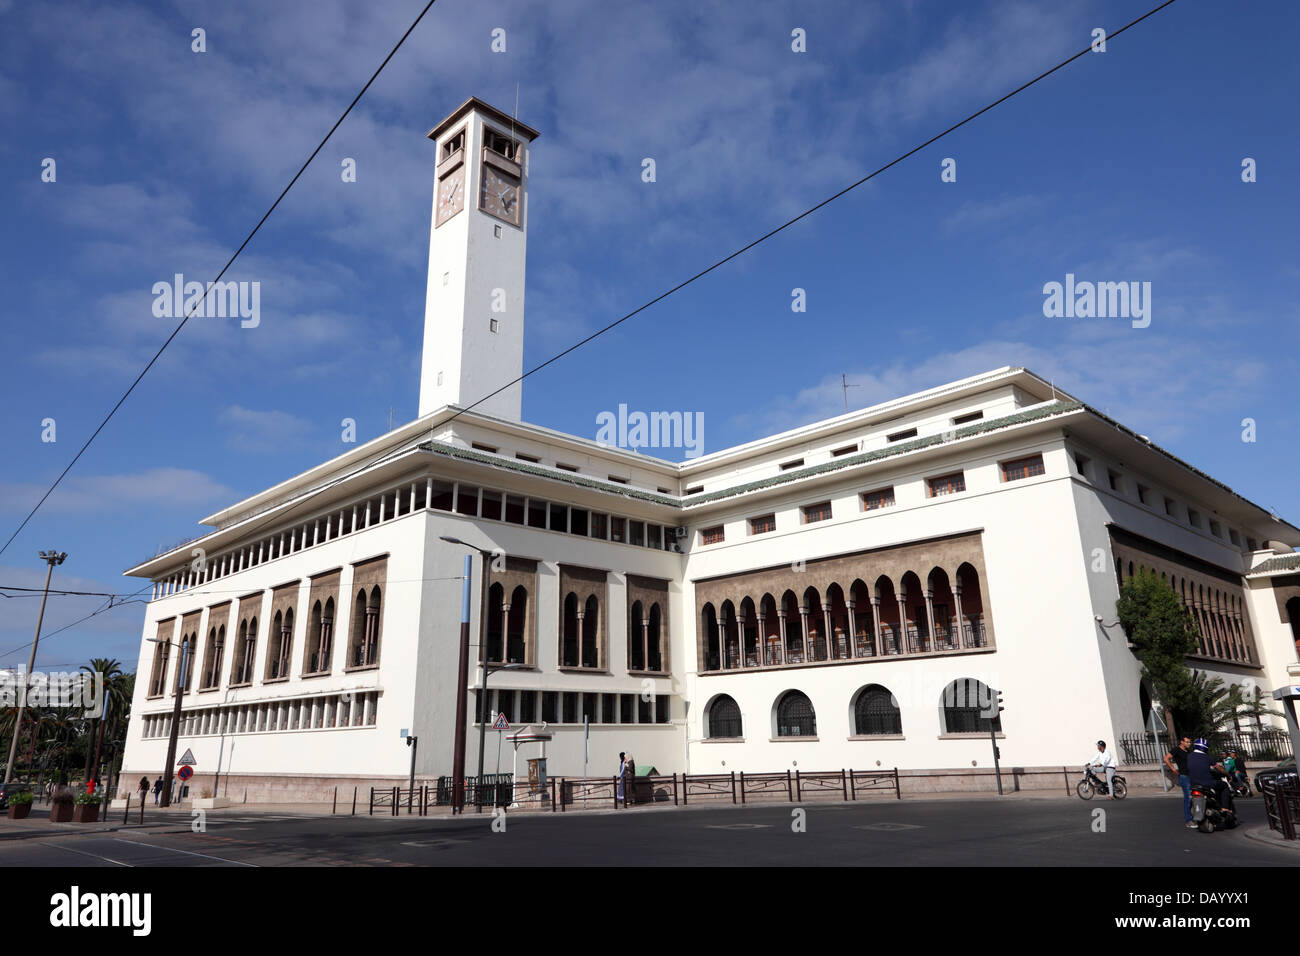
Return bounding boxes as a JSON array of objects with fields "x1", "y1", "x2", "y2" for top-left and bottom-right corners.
[{"x1": 2, "y1": 793, "x2": 1295, "y2": 867}]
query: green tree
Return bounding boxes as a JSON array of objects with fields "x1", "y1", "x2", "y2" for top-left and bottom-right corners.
[{"x1": 1115, "y1": 569, "x2": 1201, "y2": 738}]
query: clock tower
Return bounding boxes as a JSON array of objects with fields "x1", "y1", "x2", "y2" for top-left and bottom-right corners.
[{"x1": 419, "y1": 97, "x2": 540, "y2": 421}]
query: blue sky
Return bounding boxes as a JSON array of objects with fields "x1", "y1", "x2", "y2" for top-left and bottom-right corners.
[{"x1": 1, "y1": 0, "x2": 1297, "y2": 672}]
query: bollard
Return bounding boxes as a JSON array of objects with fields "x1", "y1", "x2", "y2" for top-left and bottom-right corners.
[
  {"x1": 332, "y1": 786, "x2": 337, "y2": 815},
  {"x1": 352, "y1": 786, "x2": 357, "y2": 816},
  {"x1": 123, "y1": 793, "x2": 130, "y2": 824}
]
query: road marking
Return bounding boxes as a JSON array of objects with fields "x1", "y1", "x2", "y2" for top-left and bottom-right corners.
[
  {"x1": 852, "y1": 822, "x2": 923, "y2": 831},
  {"x1": 705, "y1": 823, "x2": 772, "y2": 830},
  {"x1": 400, "y1": 839, "x2": 470, "y2": 848},
  {"x1": 112, "y1": 838, "x2": 259, "y2": 866},
  {"x1": 38, "y1": 842, "x2": 132, "y2": 867}
]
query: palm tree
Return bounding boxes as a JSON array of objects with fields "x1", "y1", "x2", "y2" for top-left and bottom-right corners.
[{"x1": 81, "y1": 658, "x2": 124, "y2": 783}]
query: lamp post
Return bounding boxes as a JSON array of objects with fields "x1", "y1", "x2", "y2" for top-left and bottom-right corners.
[
  {"x1": 4, "y1": 550, "x2": 66, "y2": 783},
  {"x1": 147, "y1": 635, "x2": 190, "y2": 808},
  {"x1": 441, "y1": 536, "x2": 519, "y2": 811}
]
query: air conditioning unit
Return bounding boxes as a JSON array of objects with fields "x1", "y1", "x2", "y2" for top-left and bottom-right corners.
[{"x1": 673, "y1": 526, "x2": 688, "y2": 539}]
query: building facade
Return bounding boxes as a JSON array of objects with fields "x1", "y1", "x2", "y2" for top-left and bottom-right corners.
[{"x1": 117, "y1": 99, "x2": 1300, "y2": 801}]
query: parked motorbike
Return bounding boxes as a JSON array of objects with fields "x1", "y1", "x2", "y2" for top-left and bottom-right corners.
[
  {"x1": 1076, "y1": 766, "x2": 1127, "y2": 800},
  {"x1": 1190, "y1": 779, "x2": 1238, "y2": 833}
]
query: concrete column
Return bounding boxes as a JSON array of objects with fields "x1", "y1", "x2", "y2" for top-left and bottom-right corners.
[
  {"x1": 846, "y1": 601, "x2": 858, "y2": 658},
  {"x1": 924, "y1": 590, "x2": 937, "y2": 652},
  {"x1": 822, "y1": 604, "x2": 834, "y2": 660},
  {"x1": 954, "y1": 587, "x2": 966, "y2": 648},
  {"x1": 896, "y1": 595, "x2": 908, "y2": 654},
  {"x1": 777, "y1": 610, "x2": 787, "y2": 664},
  {"x1": 756, "y1": 612, "x2": 767, "y2": 664},
  {"x1": 870, "y1": 598, "x2": 882, "y2": 655}
]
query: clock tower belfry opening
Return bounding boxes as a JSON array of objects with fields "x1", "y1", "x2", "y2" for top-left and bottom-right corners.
[{"x1": 419, "y1": 97, "x2": 540, "y2": 422}]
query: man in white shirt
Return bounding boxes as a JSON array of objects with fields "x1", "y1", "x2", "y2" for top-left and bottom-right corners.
[{"x1": 1089, "y1": 740, "x2": 1118, "y2": 798}]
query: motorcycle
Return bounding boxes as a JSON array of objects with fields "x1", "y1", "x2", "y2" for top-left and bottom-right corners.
[
  {"x1": 1229, "y1": 774, "x2": 1252, "y2": 798},
  {"x1": 1190, "y1": 777, "x2": 1238, "y2": 833},
  {"x1": 1076, "y1": 765, "x2": 1127, "y2": 800}
]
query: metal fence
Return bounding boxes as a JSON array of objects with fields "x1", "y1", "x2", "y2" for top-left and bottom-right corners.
[
  {"x1": 1118, "y1": 730, "x2": 1292, "y2": 765},
  {"x1": 433, "y1": 774, "x2": 513, "y2": 809},
  {"x1": 1260, "y1": 777, "x2": 1300, "y2": 840},
  {"x1": 543, "y1": 768, "x2": 901, "y2": 810}
]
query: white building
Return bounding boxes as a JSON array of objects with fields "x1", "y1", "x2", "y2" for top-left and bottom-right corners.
[{"x1": 118, "y1": 98, "x2": 1300, "y2": 801}]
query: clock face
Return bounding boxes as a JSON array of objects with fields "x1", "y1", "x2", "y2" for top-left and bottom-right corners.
[
  {"x1": 436, "y1": 166, "x2": 465, "y2": 226},
  {"x1": 479, "y1": 164, "x2": 521, "y2": 226}
]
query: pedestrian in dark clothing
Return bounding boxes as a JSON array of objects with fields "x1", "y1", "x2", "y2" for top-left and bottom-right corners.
[
  {"x1": 1163, "y1": 735, "x2": 1195, "y2": 829},
  {"x1": 152, "y1": 776, "x2": 164, "y2": 805},
  {"x1": 138, "y1": 776, "x2": 149, "y2": 803}
]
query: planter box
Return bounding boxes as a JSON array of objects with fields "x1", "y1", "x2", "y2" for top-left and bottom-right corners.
[
  {"x1": 71, "y1": 804, "x2": 100, "y2": 824},
  {"x1": 8, "y1": 803, "x2": 31, "y2": 820},
  {"x1": 49, "y1": 802, "x2": 73, "y2": 823},
  {"x1": 191, "y1": 797, "x2": 231, "y2": 810}
]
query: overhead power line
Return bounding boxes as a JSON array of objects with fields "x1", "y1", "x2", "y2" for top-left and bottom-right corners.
[{"x1": 0, "y1": 0, "x2": 442, "y2": 558}]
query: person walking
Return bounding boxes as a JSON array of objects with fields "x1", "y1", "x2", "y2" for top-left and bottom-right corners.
[
  {"x1": 1163, "y1": 735, "x2": 1195, "y2": 829},
  {"x1": 1088, "y1": 740, "x2": 1118, "y2": 799},
  {"x1": 152, "y1": 776, "x2": 164, "y2": 806},
  {"x1": 138, "y1": 776, "x2": 149, "y2": 804},
  {"x1": 624, "y1": 755, "x2": 637, "y2": 807}
]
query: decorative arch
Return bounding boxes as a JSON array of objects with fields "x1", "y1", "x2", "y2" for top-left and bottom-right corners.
[
  {"x1": 706, "y1": 694, "x2": 743, "y2": 739},
  {"x1": 775, "y1": 690, "x2": 816, "y2": 738},
  {"x1": 940, "y1": 678, "x2": 1001, "y2": 734},
  {"x1": 853, "y1": 684, "x2": 902, "y2": 736}
]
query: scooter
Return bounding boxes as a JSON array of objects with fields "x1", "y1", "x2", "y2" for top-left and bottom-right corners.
[{"x1": 1189, "y1": 778, "x2": 1238, "y2": 833}]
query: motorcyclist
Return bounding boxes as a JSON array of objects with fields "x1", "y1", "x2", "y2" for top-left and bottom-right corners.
[
  {"x1": 1087, "y1": 740, "x2": 1118, "y2": 798},
  {"x1": 1188, "y1": 737, "x2": 1234, "y2": 816}
]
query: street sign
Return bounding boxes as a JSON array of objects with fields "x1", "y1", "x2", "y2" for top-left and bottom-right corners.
[
  {"x1": 177, "y1": 765, "x2": 193, "y2": 782},
  {"x1": 178, "y1": 748, "x2": 197, "y2": 766},
  {"x1": 491, "y1": 713, "x2": 510, "y2": 731}
]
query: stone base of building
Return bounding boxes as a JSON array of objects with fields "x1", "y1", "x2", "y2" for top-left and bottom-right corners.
[{"x1": 116, "y1": 771, "x2": 420, "y2": 807}]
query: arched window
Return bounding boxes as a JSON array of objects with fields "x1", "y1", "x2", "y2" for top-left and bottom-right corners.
[
  {"x1": 776, "y1": 690, "x2": 816, "y2": 737},
  {"x1": 231, "y1": 617, "x2": 256, "y2": 685},
  {"x1": 268, "y1": 609, "x2": 293, "y2": 680},
  {"x1": 941, "y1": 678, "x2": 1001, "y2": 734},
  {"x1": 629, "y1": 600, "x2": 645, "y2": 670},
  {"x1": 701, "y1": 603, "x2": 719, "y2": 671},
  {"x1": 201, "y1": 626, "x2": 220, "y2": 689},
  {"x1": 707, "y1": 694, "x2": 742, "y2": 739},
  {"x1": 487, "y1": 582, "x2": 505, "y2": 663},
  {"x1": 647, "y1": 602, "x2": 663, "y2": 671},
  {"x1": 306, "y1": 599, "x2": 334, "y2": 674},
  {"x1": 854, "y1": 685, "x2": 902, "y2": 735},
  {"x1": 179, "y1": 633, "x2": 196, "y2": 693},
  {"x1": 562, "y1": 593, "x2": 580, "y2": 667},
  {"x1": 349, "y1": 589, "x2": 368, "y2": 666},
  {"x1": 358, "y1": 587, "x2": 382, "y2": 667},
  {"x1": 506, "y1": 586, "x2": 528, "y2": 664},
  {"x1": 582, "y1": 595, "x2": 600, "y2": 668}
]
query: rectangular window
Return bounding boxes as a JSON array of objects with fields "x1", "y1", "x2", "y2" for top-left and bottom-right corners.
[
  {"x1": 516, "y1": 452, "x2": 540, "y2": 464},
  {"x1": 656, "y1": 697, "x2": 671, "y2": 723},
  {"x1": 1074, "y1": 454, "x2": 1090, "y2": 477},
  {"x1": 570, "y1": 508, "x2": 589, "y2": 536},
  {"x1": 556, "y1": 462, "x2": 579, "y2": 473},
  {"x1": 602, "y1": 693, "x2": 617, "y2": 723},
  {"x1": 638, "y1": 695, "x2": 652, "y2": 723},
  {"x1": 562, "y1": 692, "x2": 578, "y2": 724},
  {"x1": 1136, "y1": 484, "x2": 1150, "y2": 505},
  {"x1": 779, "y1": 458, "x2": 804, "y2": 471},
  {"x1": 497, "y1": 690, "x2": 514, "y2": 723},
  {"x1": 928, "y1": 472, "x2": 966, "y2": 497},
  {"x1": 590, "y1": 513, "x2": 607, "y2": 539},
  {"x1": 1164, "y1": 497, "x2": 1176, "y2": 517},
  {"x1": 607, "y1": 475, "x2": 628, "y2": 485},
  {"x1": 527, "y1": 499, "x2": 548, "y2": 529},
  {"x1": 1229, "y1": 529, "x2": 1241, "y2": 546},
  {"x1": 519, "y1": 691, "x2": 536, "y2": 723},
  {"x1": 1188, "y1": 509, "x2": 1202, "y2": 528},
  {"x1": 701, "y1": 525, "x2": 725, "y2": 545},
  {"x1": 471, "y1": 442, "x2": 498, "y2": 454},
  {"x1": 887, "y1": 428, "x2": 918, "y2": 443},
  {"x1": 582, "y1": 692, "x2": 597, "y2": 724},
  {"x1": 505, "y1": 494, "x2": 526, "y2": 524},
  {"x1": 647, "y1": 524, "x2": 663, "y2": 549},
  {"x1": 1247, "y1": 538, "x2": 1257, "y2": 551},
  {"x1": 1000, "y1": 454, "x2": 1045, "y2": 482},
  {"x1": 549, "y1": 502, "x2": 568, "y2": 533},
  {"x1": 542, "y1": 691, "x2": 558, "y2": 723},
  {"x1": 831, "y1": 444, "x2": 858, "y2": 457},
  {"x1": 480, "y1": 490, "x2": 503, "y2": 521},
  {"x1": 489, "y1": 317, "x2": 499, "y2": 333},
  {"x1": 629, "y1": 520, "x2": 645, "y2": 547},
  {"x1": 610, "y1": 516, "x2": 626, "y2": 543},
  {"x1": 455, "y1": 485, "x2": 479, "y2": 516},
  {"x1": 749, "y1": 514, "x2": 776, "y2": 535},
  {"x1": 1107, "y1": 471, "x2": 1120, "y2": 491},
  {"x1": 802, "y1": 501, "x2": 832, "y2": 523},
  {"x1": 1209, "y1": 520, "x2": 1221, "y2": 538},
  {"x1": 620, "y1": 694, "x2": 634, "y2": 724},
  {"x1": 952, "y1": 411, "x2": 984, "y2": 425},
  {"x1": 861, "y1": 487, "x2": 896, "y2": 511},
  {"x1": 684, "y1": 485, "x2": 704, "y2": 495}
]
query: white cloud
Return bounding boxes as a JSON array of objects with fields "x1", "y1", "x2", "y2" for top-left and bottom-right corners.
[{"x1": 0, "y1": 468, "x2": 239, "y2": 517}]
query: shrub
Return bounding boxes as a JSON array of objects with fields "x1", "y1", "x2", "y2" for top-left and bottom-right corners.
[
  {"x1": 10, "y1": 791, "x2": 34, "y2": 806},
  {"x1": 51, "y1": 787, "x2": 75, "y2": 805},
  {"x1": 74, "y1": 792, "x2": 103, "y2": 806}
]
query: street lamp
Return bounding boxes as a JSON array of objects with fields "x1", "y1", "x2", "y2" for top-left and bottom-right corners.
[
  {"x1": 4, "y1": 550, "x2": 66, "y2": 783},
  {"x1": 147, "y1": 634, "x2": 190, "y2": 808},
  {"x1": 440, "y1": 535, "x2": 508, "y2": 811}
]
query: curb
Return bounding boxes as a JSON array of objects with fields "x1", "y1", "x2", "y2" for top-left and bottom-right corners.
[{"x1": 1241, "y1": 825, "x2": 1300, "y2": 852}]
